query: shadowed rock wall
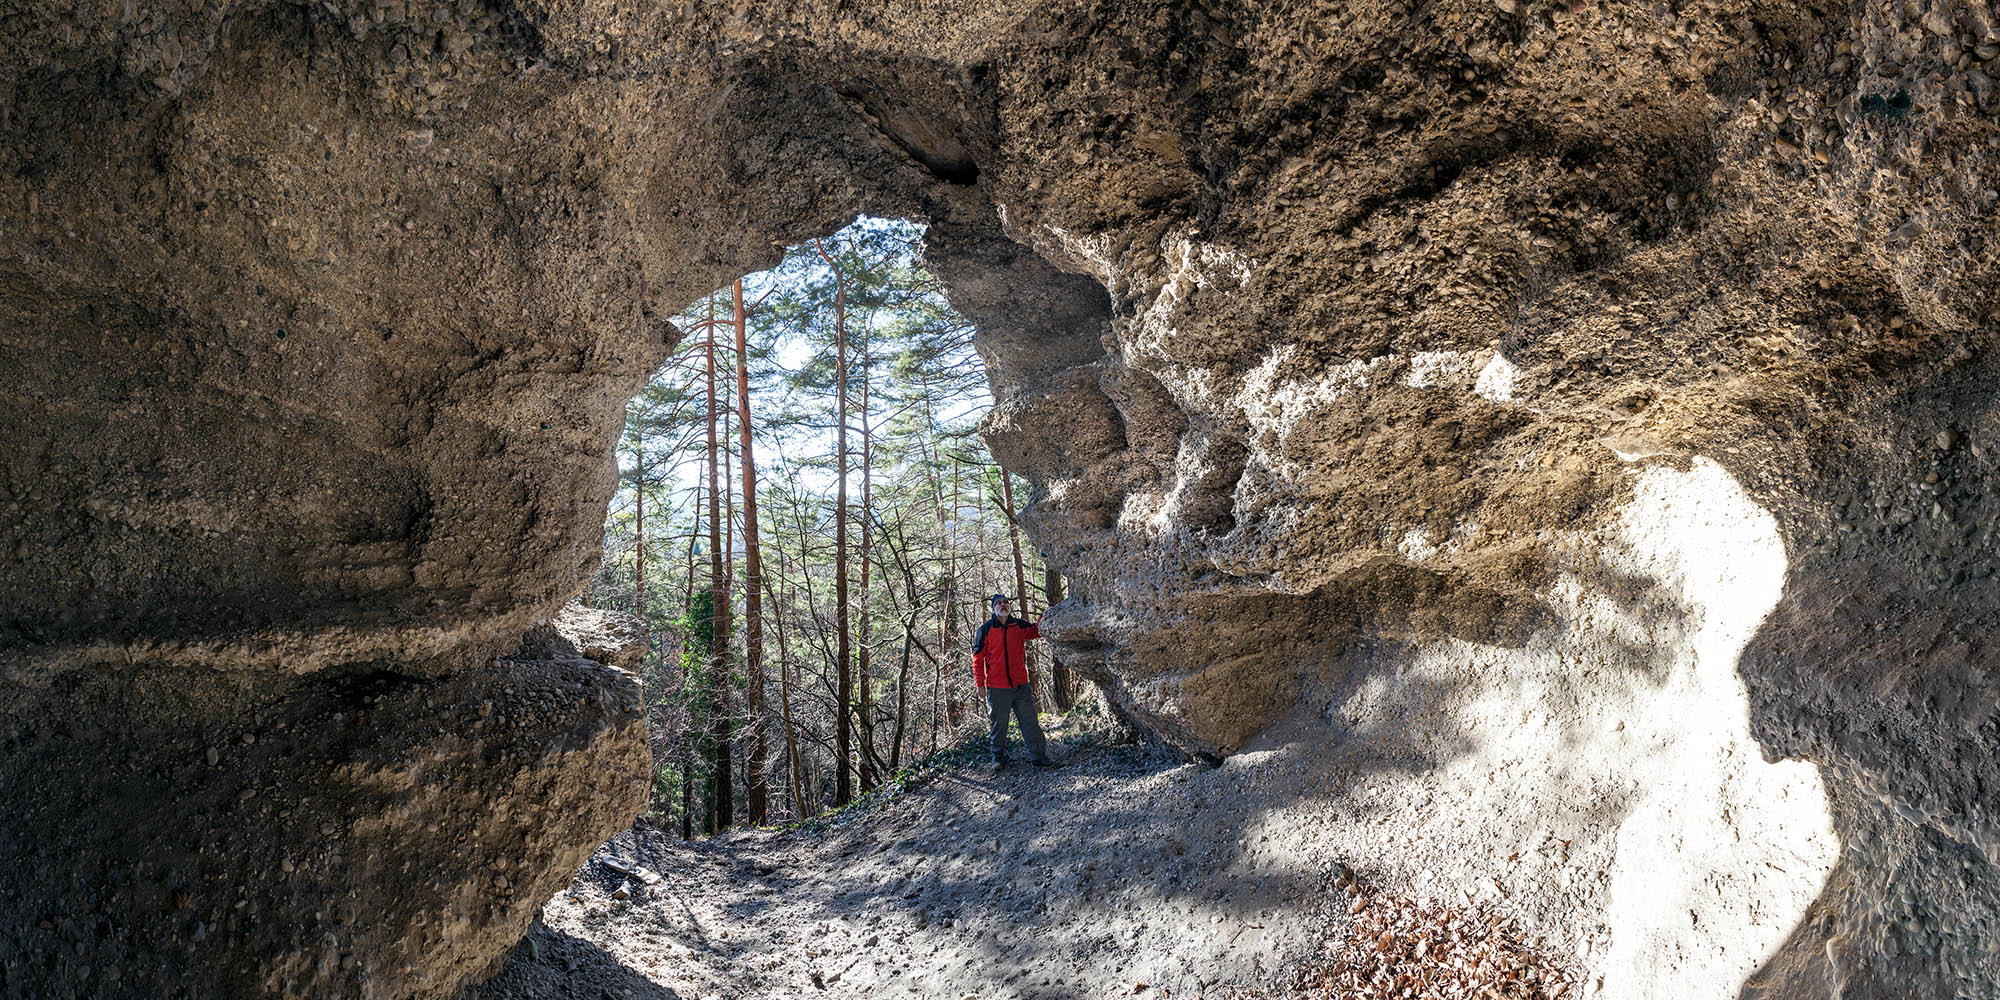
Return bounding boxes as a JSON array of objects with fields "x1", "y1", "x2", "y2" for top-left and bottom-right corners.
[
  {"x1": 3, "y1": 630, "x2": 648, "y2": 999},
  {"x1": 3, "y1": 0, "x2": 1997, "y2": 996}
]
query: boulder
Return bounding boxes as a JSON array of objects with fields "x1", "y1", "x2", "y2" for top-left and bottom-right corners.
[{"x1": 0, "y1": 641, "x2": 647, "y2": 999}]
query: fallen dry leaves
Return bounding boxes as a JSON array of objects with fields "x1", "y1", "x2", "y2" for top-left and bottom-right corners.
[{"x1": 1269, "y1": 874, "x2": 1577, "y2": 1000}]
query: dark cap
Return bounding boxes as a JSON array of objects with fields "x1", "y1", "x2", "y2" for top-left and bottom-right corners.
[{"x1": 989, "y1": 594, "x2": 1010, "y2": 605}]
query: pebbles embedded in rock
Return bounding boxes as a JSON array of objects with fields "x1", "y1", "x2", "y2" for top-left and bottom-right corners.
[{"x1": 13, "y1": 4, "x2": 2000, "y2": 999}]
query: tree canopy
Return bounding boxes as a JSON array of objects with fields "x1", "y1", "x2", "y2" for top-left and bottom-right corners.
[{"x1": 587, "y1": 216, "x2": 1076, "y2": 833}]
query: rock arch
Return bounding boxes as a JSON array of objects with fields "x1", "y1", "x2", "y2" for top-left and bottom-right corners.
[{"x1": 4, "y1": 0, "x2": 1999, "y2": 996}]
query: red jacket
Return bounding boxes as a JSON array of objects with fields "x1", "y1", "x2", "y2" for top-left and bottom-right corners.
[{"x1": 972, "y1": 616, "x2": 1040, "y2": 689}]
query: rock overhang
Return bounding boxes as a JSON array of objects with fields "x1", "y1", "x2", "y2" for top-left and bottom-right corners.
[{"x1": 4, "y1": 0, "x2": 2000, "y2": 995}]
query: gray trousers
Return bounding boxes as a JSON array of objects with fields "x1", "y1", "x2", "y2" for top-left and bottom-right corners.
[{"x1": 984, "y1": 684, "x2": 1048, "y2": 763}]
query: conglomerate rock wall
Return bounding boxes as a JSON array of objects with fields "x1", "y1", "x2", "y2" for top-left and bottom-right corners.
[{"x1": 3, "y1": 0, "x2": 1997, "y2": 996}]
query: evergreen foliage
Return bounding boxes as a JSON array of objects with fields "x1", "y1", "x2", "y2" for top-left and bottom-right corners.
[{"x1": 590, "y1": 217, "x2": 1078, "y2": 834}]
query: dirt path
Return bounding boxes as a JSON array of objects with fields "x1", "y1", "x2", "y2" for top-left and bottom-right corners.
[{"x1": 469, "y1": 729, "x2": 1332, "y2": 1000}]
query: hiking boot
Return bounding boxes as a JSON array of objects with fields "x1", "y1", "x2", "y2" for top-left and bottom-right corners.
[
  {"x1": 988, "y1": 759, "x2": 1007, "y2": 773},
  {"x1": 1032, "y1": 758, "x2": 1055, "y2": 768}
]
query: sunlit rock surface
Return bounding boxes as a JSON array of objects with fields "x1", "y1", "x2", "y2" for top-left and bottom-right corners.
[{"x1": 4, "y1": 0, "x2": 1998, "y2": 995}]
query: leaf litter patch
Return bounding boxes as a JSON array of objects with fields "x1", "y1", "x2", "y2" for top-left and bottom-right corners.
[{"x1": 1234, "y1": 864, "x2": 1581, "y2": 1000}]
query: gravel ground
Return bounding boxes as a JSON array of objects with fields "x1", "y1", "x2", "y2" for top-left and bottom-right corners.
[
  {"x1": 467, "y1": 723, "x2": 1346, "y2": 1000},
  {"x1": 465, "y1": 584, "x2": 1836, "y2": 1000}
]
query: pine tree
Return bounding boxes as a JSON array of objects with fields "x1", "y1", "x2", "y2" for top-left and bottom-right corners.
[
  {"x1": 592, "y1": 216, "x2": 1059, "y2": 833},
  {"x1": 735, "y1": 279, "x2": 769, "y2": 826}
]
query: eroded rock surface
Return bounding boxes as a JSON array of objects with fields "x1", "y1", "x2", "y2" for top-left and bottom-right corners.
[
  {"x1": 522, "y1": 604, "x2": 651, "y2": 671},
  {"x1": 0, "y1": 617, "x2": 648, "y2": 999},
  {"x1": 4, "y1": 0, "x2": 1999, "y2": 996}
]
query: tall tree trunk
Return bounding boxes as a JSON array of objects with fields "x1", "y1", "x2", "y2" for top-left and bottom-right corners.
[
  {"x1": 922, "y1": 391, "x2": 952, "y2": 751},
  {"x1": 724, "y1": 381, "x2": 735, "y2": 600},
  {"x1": 946, "y1": 453, "x2": 966, "y2": 733},
  {"x1": 706, "y1": 295, "x2": 734, "y2": 831},
  {"x1": 856, "y1": 338, "x2": 876, "y2": 792},
  {"x1": 765, "y1": 555, "x2": 806, "y2": 819},
  {"x1": 815, "y1": 237, "x2": 854, "y2": 808},
  {"x1": 1000, "y1": 469, "x2": 1030, "y2": 617},
  {"x1": 681, "y1": 739, "x2": 693, "y2": 841},
  {"x1": 1044, "y1": 565, "x2": 1074, "y2": 712},
  {"x1": 680, "y1": 474, "x2": 700, "y2": 840},
  {"x1": 632, "y1": 445, "x2": 651, "y2": 686},
  {"x1": 681, "y1": 499, "x2": 699, "y2": 622},
  {"x1": 997, "y1": 469, "x2": 1046, "y2": 707},
  {"x1": 890, "y1": 549, "x2": 922, "y2": 771},
  {"x1": 734, "y1": 279, "x2": 768, "y2": 826},
  {"x1": 721, "y1": 344, "x2": 738, "y2": 815},
  {"x1": 892, "y1": 622, "x2": 913, "y2": 772},
  {"x1": 973, "y1": 465, "x2": 991, "y2": 614},
  {"x1": 632, "y1": 445, "x2": 645, "y2": 619},
  {"x1": 779, "y1": 484, "x2": 832, "y2": 815},
  {"x1": 630, "y1": 281, "x2": 649, "y2": 623}
]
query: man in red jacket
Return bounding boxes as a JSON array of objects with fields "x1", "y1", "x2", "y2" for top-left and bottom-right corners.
[{"x1": 972, "y1": 594, "x2": 1053, "y2": 771}]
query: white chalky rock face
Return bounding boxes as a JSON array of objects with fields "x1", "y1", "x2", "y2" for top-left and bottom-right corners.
[
  {"x1": 1473, "y1": 352, "x2": 1522, "y2": 404},
  {"x1": 1592, "y1": 460, "x2": 1836, "y2": 998},
  {"x1": 1402, "y1": 350, "x2": 1479, "y2": 390},
  {"x1": 1333, "y1": 458, "x2": 1835, "y2": 999}
]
